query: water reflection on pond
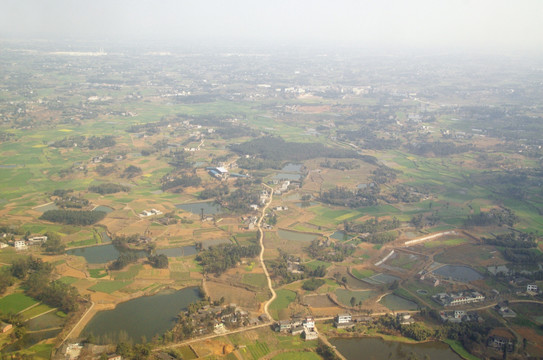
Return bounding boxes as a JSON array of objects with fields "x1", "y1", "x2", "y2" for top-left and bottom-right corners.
[
  {"x1": 330, "y1": 337, "x2": 461, "y2": 360},
  {"x1": 82, "y1": 287, "x2": 201, "y2": 343}
]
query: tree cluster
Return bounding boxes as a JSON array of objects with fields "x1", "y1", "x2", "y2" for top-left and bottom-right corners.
[
  {"x1": 40, "y1": 209, "x2": 106, "y2": 225},
  {"x1": 319, "y1": 186, "x2": 378, "y2": 208},
  {"x1": 344, "y1": 217, "x2": 400, "y2": 235},
  {"x1": 301, "y1": 278, "x2": 325, "y2": 291},
  {"x1": 230, "y1": 136, "x2": 360, "y2": 162},
  {"x1": 147, "y1": 254, "x2": 169, "y2": 269},
  {"x1": 464, "y1": 207, "x2": 518, "y2": 227},
  {"x1": 196, "y1": 243, "x2": 260, "y2": 276},
  {"x1": 89, "y1": 183, "x2": 130, "y2": 194},
  {"x1": 161, "y1": 173, "x2": 201, "y2": 192}
]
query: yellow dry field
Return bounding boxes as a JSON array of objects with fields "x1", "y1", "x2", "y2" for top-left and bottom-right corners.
[
  {"x1": 302, "y1": 158, "x2": 376, "y2": 193},
  {"x1": 205, "y1": 281, "x2": 259, "y2": 311}
]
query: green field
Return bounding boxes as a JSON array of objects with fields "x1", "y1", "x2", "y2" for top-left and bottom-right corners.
[
  {"x1": 112, "y1": 264, "x2": 142, "y2": 280},
  {"x1": 335, "y1": 289, "x2": 376, "y2": 306},
  {"x1": 242, "y1": 273, "x2": 268, "y2": 288},
  {"x1": 443, "y1": 339, "x2": 481, "y2": 360},
  {"x1": 272, "y1": 352, "x2": 321, "y2": 360},
  {"x1": 20, "y1": 303, "x2": 54, "y2": 320},
  {"x1": 424, "y1": 238, "x2": 468, "y2": 248},
  {"x1": 88, "y1": 280, "x2": 133, "y2": 294},
  {"x1": 351, "y1": 268, "x2": 374, "y2": 279},
  {"x1": 89, "y1": 268, "x2": 108, "y2": 278},
  {"x1": 269, "y1": 289, "x2": 297, "y2": 320},
  {"x1": 247, "y1": 341, "x2": 270, "y2": 360},
  {"x1": 58, "y1": 276, "x2": 79, "y2": 285},
  {"x1": 0, "y1": 293, "x2": 38, "y2": 314}
]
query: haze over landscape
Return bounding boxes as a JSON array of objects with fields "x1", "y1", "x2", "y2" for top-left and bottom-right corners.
[
  {"x1": 1, "y1": 2, "x2": 543, "y2": 360},
  {"x1": 1, "y1": 0, "x2": 543, "y2": 52}
]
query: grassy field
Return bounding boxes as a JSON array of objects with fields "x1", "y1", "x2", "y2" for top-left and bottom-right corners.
[
  {"x1": 271, "y1": 352, "x2": 321, "y2": 360},
  {"x1": 242, "y1": 273, "x2": 268, "y2": 288},
  {"x1": 443, "y1": 339, "x2": 481, "y2": 360},
  {"x1": 20, "y1": 303, "x2": 54, "y2": 320},
  {"x1": 0, "y1": 293, "x2": 38, "y2": 314},
  {"x1": 335, "y1": 289, "x2": 376, "y2": 306},
  {"x1": 112, "y1": 264, "x2": 142, "y2": 280},
  {"x1": 58, "y1": 276, "x2": 79, "y2": 285},
  {"x1": 88, "y1": 280, "x2": 133, "y2": 294},
  {"x1": 351, "y1": 268, "x2": 374, "y2": 279},
  {"x1": 423, "y1": 238, "x2": 468, "y2": 248},
  {"x1": 247, "y1": 341, "x2": 270, "y2": 360},
  {"x1": 269, "y1": 289, "x2": 297, "y2": 320},
  {"x1": 89, "y1": 268, "x2": 108, "y2": 278}
]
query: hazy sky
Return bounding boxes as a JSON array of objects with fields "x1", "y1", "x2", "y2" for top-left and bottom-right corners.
[{"x1": 1, "y1": 0, "x2": 542, "y2": 52}]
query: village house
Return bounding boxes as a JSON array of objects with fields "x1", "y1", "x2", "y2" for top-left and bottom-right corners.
[
  {"x1": 440, "y1": 310, "x2": 480, "y2": 323},
  {"x1": 397, "y1": 313, "x2": 415, "y2": 325},
  {"x1": 487, "y1": 335, "x2": 515, "y2": 352},
  {"x1": 14, "y1": 240, "x2": 27, "y2": 251},
  {"x1": 334, "y1": 313, "x2": 354, "y2": 328},
  {"x1": 27, "y1": 235, "x2": 47, "y2": 245},
  {"x1": 527, "y1": 284, "x2": 538, "y2": 294},
  {"x1": 0, "y1": 322, "x2": 12, "y2": 333},
  {"x1": 432, "y1": 291, "x2": 485, "y2": 307}
]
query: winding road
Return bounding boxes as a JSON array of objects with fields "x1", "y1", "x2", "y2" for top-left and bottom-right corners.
[{"x1": 258, "y1": 184, "x2": 276, "y2": 319}]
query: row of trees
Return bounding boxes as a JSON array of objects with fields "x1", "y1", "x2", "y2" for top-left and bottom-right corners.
[{"x1": 50, "y1": 135, "x2": 116, "y2": 149}]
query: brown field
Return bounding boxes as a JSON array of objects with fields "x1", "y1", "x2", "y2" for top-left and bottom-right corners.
[
  {"x1": 205, "y1": 280, "x2": 260, "y2": 311},
  {"x1": 262, "y1": 232, "x2": 306, "y2": 258},
  {"x1": 303, "y1": 294, "x2": 336, "y2": 308},
  {"x1": 514, "y1": 327, "x2": 543, "y2": 357},
  {"x1": 433, "y1": 243, "x2": 505, "y2": 266}
]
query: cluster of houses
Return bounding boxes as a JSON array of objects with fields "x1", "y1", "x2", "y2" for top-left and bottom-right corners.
[
  {"x1": 439, "y1": 310, "x2": 480, "y2": 323},
  {"x1": 274, "y1": 316, "x2": 318, "y2": 340},
  {"x1": 206, "y1": 166, "x2": 229, "y2": 180},
  {"x1": 139, "y1": 208, "x2": 163, "y2": 217},
  {"x1": 185, "y1": 304, "x2": 261, "y2": 336},
  {"x1": 273, "y1": 181, "x2": 290, "y2": 195},
  {"x1": 432, "y1": 290, "x2": 485, "y2": 307},
  {"x1": 0, "y1": 235, "x2": 48, "y2": 251}
]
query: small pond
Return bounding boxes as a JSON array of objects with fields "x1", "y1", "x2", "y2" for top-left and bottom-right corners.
[
  {"x1": 364, "y1": 273, "x2": 401, "y2": 285},
  {"x1": 66, "y1": 244, "x2": 147, "y2": 264},
  {"x1": 200, "y1": 238, "x2": 231, "y2": 249},
  {"x1": 331, "y1": 231, "x2": 350, "y2": 241},
  {"x1": 277, "y1": 229, "x2": 319, "y2": 242},
  {"x1": 330, "y1": 337, "x2": 462, "y2": 360},
  {"x1": 34, "y1": 203, "x2": 59, "y2": 212},
  {"x1": 175, "y1": 201, "x2": 222, "y2": 215},
  {"x1": 93, "y1": 205, "x2": 114, "y2": 213},
  {"x1": 82, "y1": 287, "x2": 201, "y2": 343},
  {"x1": 156, "y1": 245, "x2": 198, "y2": 257},
  {"x1": 26, "y1": 312, "x2": 65, "y2": 331},
  {"x1": 100, "y1": 231, "x2": 112, "y2": 243},
  {"x1": 273, "y1": 173, "x2": 302, "y2": 181},
  {"x1": 432, "y1": 265, "x2": 483, "y2": 282},
  {"x1": 281, "y1": 163, "x2": 303, "y2": 172},
  {"x1": 379, "y1": 294, "x2": 419, "y2": 311}
]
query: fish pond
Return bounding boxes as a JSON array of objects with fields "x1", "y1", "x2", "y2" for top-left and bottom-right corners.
[
  {"x1": 175, "y1": 201, "x2": 222, "y2": 215},
  {"x1": 66, "y1": 244, "x2": 147, "y2": 264},
  {"x1": 82, "y1": 287, "x2": 201, "y2": 343},
  {"x1": 379, "y1": 294, "x2": 419, "y2": 311},
  {"x1": 156, "y1": 245, "x2": 198, "y2": 257},
  {"x1": 277, "y1": 229, "x2": 319, "y2": 242},
  {"x1": 330, "y1": 337, "x2": 461, "y2": 360},
  {"x1": 432, "y1": 265, "x2": 483, "y2": 282}
]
